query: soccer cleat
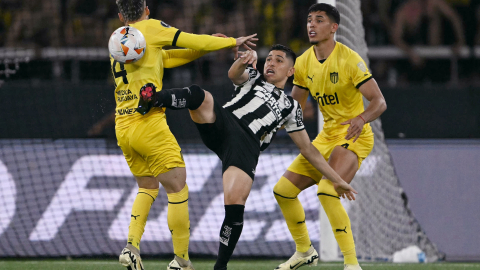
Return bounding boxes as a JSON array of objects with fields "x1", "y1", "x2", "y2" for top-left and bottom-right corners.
[
  {"x1": 344, "y1": 264, "x2": 362, "y2": 270},
  {"x1": 119, "y1": 246, "x2": 144, "y2": 270},
  {"x1": 275, "y1": 246, "x2": 319, "y2": 270},
  {"x1": 167, "y1": 255, "x2": 195, "y2": 270},
  {"x1": 137, "y1": 83, "x2": 157, "y2": 115}
]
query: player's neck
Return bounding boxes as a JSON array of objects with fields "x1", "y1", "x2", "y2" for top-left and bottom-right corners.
[
  {"x1": 267, "y1": 78, "x2": 287, "y2": 89},
  {"x1": 125, "y1": 15, "x2": 148, "y2": 25},
  {"x1": 313, "y1": 39, "x2": 336, "y2": 61}
]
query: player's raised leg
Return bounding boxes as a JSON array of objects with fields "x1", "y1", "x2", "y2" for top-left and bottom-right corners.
[
  {"x1": 138, "y1": 84, "x2": 216, "y2": 125},
  {"x1": 273, "y1": 171, "x2": 319, "y2": 270},
  {"x1": 214, "y1": 166, "x2": 253, "y2": 270},
  {"x1": 317, "y1": 146, "x2": 361, "y2": 270}
]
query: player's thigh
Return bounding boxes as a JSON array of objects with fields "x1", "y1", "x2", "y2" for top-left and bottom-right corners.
[
  {"x1": 130, "y1": 116, "x2": 185, "y2": 177},
  {"x1": 135, "y1": 175, "x2": 159, "y2": 189},
  {"x1": 322, "y1": 133, "x2": 374, "y2": 183},
  {"x1": 223, "y1": 166, "x2": 253, "y2": 205},
  {"x1": 283, "y1": 170, "x2": 317, "y2": 191},
  {"x1": 189, "y1": 90, "x2": 216, "y2": 124},
  {"x1": 116, "y1": 127, "x2": 152, "y2": 177},
  {"x1": 286, "y1": 142, "x2": 331, "y2": 187},
  {"x1": 326, "y1": 146, "x2": 358, "y2": 183}
]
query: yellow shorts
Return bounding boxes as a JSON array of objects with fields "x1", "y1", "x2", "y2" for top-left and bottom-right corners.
[
  {"x1": 287, "y1": 131, "x2": 374, "y2": 183},
  {"x1": 116, "y1": 114, "x2": 185, "y2": 177}
]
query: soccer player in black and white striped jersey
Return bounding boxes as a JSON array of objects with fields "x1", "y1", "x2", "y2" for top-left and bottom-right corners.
[{"x1": 137, "y1": 44, "x2": 357, "y2": 270}]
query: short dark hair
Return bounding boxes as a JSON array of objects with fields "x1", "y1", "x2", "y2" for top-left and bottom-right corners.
[
  {"x1": 308, "y1": 3, "x2": 340, "y2": 25},
  {"x1": 269, "y1": 44, "x2": 296, "y2": 65},
  {"x1": 116, "y1": 0, "x2": 145, "y2": 23}
]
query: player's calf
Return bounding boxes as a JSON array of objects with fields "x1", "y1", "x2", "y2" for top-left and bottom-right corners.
[{"x1": 137, "y1": 84, "x2": 205, "y2": 115}]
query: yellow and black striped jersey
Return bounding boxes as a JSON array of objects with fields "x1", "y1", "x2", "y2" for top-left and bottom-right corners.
[{"x1": 293, "y1": 42, "x2": 373, "y2": 137}]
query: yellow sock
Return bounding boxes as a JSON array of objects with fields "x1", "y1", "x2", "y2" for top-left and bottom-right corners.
[
  {"x1": 128, "y1": 188, "x2": 159, "y2": 250},
  {"x1": 317, "y1": 180, "x2": 358, "y2": 265},
  {"x1": 273, "y1": 176, "x2": 311, "y2": 252},
  {"x1": 167, "y1": 184, "x2": 190, "y2": 261}
]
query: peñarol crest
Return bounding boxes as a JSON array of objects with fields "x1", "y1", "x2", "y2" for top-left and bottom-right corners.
[{"x1": 330, "y1": 72, "x2": 339, "y2": 84}]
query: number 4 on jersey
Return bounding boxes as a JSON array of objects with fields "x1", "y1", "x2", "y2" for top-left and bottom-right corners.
[
  {"x1": 112, "y1": 60, "x2": 128, "y2": 85},
  {"x1": 341, "y1": 143, "x2": 349, "y2": 149}
]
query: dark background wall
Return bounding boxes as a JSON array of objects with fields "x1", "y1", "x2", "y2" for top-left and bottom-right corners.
[{"x1": 1, "y1": 81, "x2": 479, "y2": 140}]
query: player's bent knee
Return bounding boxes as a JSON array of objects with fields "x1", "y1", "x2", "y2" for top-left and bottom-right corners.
[
  {"x1": 317, "y1": 180, "x2": 339, "y2": 198},
  {"x1": 273, "y1": 176, "x2": 300, "y2": 200},
  {"x1": 224, "y1": 192, "x2": 248, "y2": 205},
  {"x1": 187, "y1": 84, "x2": 206, "y2": 110}
]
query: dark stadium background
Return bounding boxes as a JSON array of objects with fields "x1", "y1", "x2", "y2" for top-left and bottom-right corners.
[{"x1": 0, "y1": 0, "x2": 479, "y2": 263}]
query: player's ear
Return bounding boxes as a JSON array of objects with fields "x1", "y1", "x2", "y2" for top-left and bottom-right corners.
[
  {"x1": 118, "y1": 13, "x2": 124, "y2": 23},
  {"x1": 145, "y1": 6, "x2": 150, "y2": 17},
  {"x1": 331, "y1": 23, "x2": 339, "y2": 34},
  {"x1": 287, "y1": 67, "x2": 295, "y2": 77}
]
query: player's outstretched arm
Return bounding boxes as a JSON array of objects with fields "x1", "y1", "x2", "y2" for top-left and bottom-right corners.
[
  {"x1": 162, "y1": 49, "x2": 208, "y2": 68},
  {"x1": 288, "y1": 129, "x2": 358, "y2": 200},
  {"x1": 175, "y1": 32, "x2": 257, "y2": 54},
  {"x1": 341, "y1": 78, "x2": 386, "y2": 142},
  {"x1": 228, "y1": 50, "x2": 257, "y2": 85},
  {"x1": 162, "y1": 34, "x2": 229, "y2": 68}
]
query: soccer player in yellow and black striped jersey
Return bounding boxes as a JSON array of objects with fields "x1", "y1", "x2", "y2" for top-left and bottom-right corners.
[
  {"x1": 113, "y1": 1, "x2": 257, "y2": 270},
  {"x1": 273, "y1": 4, "x2": 387, "y2": 270}
]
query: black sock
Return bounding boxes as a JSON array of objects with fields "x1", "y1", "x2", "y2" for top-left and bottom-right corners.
[
  {"x1": 154, "y1": 84, "x2": 205, "y2": 110},
  {"x1": 214, "y1": 205, "x2": 245, "y2": 270}
]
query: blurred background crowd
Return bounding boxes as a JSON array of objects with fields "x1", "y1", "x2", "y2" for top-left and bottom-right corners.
[
  {"x1": 2, "y1": 0, "x2": 480, "y2": 84},
  {"x1": 0, "y1": 0, "x2": 479, "y2": 139}
]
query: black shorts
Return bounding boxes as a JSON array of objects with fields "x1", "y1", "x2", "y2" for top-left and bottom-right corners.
[{"x1": 195, "y1": 100, "x2": 260, "y2": 180}]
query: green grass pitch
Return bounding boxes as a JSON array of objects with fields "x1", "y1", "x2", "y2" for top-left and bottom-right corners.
[{"x1": 1, "y1": 259, "x2": 480, "y2": 270}]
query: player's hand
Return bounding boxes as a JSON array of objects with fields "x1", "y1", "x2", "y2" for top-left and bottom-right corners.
[
  {"x1": 341, "y1": 116, "x2": 365, "y2": 142},
  {"x1": 333, "y1": 181, "x2": 358, "y2": 201},
  {"x1": 234, "y1": 34, "x2": 258, "y2": 59},
  {"x1": 239, "y1": 50, "x2": 258, "y2": 69}
]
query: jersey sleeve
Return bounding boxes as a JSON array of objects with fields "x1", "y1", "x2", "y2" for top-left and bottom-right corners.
[
  {"x1": 292, "y1": 59, "x2": 308, "y2": 90},
  {"x1": 233, "y1": 67, "x2": 261, "y2": 88},
  {"x1": 175, "y1": 32, "x2": 237, "y2": 51},
  {"x1": 345, "y1": 52, "x2": 373, "y2": 89},
  {"x1": 142, "y1": 19, "x2": 182, "y2": 47},
  {"x1": 284, "y1": 97, "x2": 305, "y2": 133},
  {"x1": 161, "y1": 49, "x2": 209, "y2": 68}
]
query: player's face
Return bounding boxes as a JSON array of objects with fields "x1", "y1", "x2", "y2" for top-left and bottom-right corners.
[
  {"x1": 263, "y1": 50, "x2": 294, "y2": 85},
  {"x1": 307, "y1": 11, "x2": 337, "y2": 44}
]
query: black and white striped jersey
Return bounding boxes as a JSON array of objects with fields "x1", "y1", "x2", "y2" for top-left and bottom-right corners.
[{"x1": 223, "y1": 68, "x2": 305, "y2": 151}]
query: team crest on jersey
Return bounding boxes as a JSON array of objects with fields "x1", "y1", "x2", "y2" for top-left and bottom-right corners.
[
  {"x1": 357, "y1": 62, "x2": 367, "y2": 72},
  {"x1": 160, "y1": 21, "x2": 171, "y2": 28},
  {"x1": 284, "y1": 96, "x2": 292, "y2": 109},
  {"x1": 249, "y1": 69, "x2": 258, "y2": 79},
  {"x1": 330, "y1": 72, "x2": 339, "y2": 84}
]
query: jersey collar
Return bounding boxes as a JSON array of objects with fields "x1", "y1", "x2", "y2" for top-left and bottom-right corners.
[{"x1": 312, "y1": 41, "x2": 338, "y2": 65}]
